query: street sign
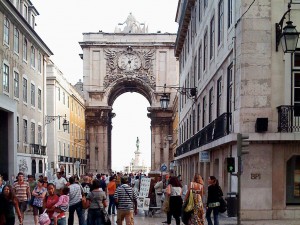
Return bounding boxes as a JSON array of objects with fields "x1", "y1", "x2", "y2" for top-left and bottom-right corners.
[
  {"x1": 160, "y1": 163, "x2": 167, "y2": 172},
  {"x1": 199, "y1": 151, "x2": 210, "y2": 162}
]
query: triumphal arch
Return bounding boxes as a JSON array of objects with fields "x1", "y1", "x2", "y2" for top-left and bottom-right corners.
[{"x1": 80, "y1": 14, "x2": 178, "y2": 173}]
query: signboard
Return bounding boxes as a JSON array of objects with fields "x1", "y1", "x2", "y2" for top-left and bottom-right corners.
[
  {"x1": 199, "y1": 151, "x2": 210, "y2": 162},
  {"x1": 160, "y1": 163, "x2": 167, "y2": 172},
  {"x1": 139, "y1": 177, "x2": 151, "y2": 197}
]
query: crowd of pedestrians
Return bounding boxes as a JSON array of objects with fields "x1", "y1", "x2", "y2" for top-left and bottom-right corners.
[{"x1": 0, "y1": 170, "x2": 224, "y2": 225}]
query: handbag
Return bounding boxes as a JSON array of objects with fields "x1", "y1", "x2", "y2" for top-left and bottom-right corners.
[
  {"x1": 38, "y1": 209, "x2": 51, "y2": 225},
  {"x1": 218, "y1": 197, "x2": 227, "y2": 213},
  {"x1": 29, "y1": 196, "x2": 35, "y2": 206},
  {"x1": 82, "y1": 195, "x2": 89, "y2": 209},
  {"x1": 91, "y1": 192, "x2": 111, "y2": 225},
  {"x1": 184, "y1": 189, "x2": 194, "y2": 212},
  {"x1": 101, "y1": 208, "x2": 111, "y2": 225},
  {"x1": 162, "y1": 194, "x2": 170, "y2": 213}
]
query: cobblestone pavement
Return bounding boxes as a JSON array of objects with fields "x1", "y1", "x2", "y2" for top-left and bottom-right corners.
[{"x1": 21, "y1": 210, "x2": 299, "y2": 225}]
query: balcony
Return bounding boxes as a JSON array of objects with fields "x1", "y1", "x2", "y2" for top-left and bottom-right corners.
[
  {"x1": 176, "y1": 112, "x2": 231, "y2": 157},
  {"x1": 30, "y1": 144, "x2": 46, "y2": 155},
  {"x1": 277, "y1": 105, "x2": 300, "y2": 132},
  {"x1": 58, "y1": 155, "x2": 65, "y2": 162}
]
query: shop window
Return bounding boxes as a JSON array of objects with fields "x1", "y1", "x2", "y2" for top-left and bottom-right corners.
[{"x1": 286, "y1": 155, "x2": 300, "y2": 205}]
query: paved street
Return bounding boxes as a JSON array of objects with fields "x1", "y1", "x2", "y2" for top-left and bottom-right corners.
[{"x1": 21, "y1": 210, "x2": 300, "y2": 225}]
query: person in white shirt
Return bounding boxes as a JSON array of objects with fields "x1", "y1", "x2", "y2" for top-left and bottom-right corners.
[
  {"x1": 154, "y1": 176, "x2": 163, "y2": 207},
  {"x1": 68, "y1": 176, "x2": 85, "y2": 225},
  {"x1": 54, "y1": 172, "x2": 68, "y2": 195}
]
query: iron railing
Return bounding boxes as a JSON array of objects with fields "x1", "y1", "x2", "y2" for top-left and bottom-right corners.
[
  {"x1": 30, "y1": 144, "x2": 46, "y2": 155},
  {"x1": 176, "y1": 112, "x2": 232, "y2": 157},
  {"x1": 277, "y1": 105, "x2": 300, "y2": 132}
]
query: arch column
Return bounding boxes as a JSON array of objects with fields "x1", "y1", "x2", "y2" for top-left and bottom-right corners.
[
  {"x1": 86, "y1": 106, "x2": 113, "y2": 174},
  {"x1": 148, "y1": 107, "x2": 173, "y2": 171}
]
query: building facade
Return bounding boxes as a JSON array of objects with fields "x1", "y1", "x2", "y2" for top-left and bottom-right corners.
[
  {"x1": 46, "y1": 61, "x2": 86, "y2": 177},
  {"x1": 0, "y1": 0, "x2": 52, "y2": 180},
  {"x1": 175, "y1": 0, "x2": 300, "y2": 220}
]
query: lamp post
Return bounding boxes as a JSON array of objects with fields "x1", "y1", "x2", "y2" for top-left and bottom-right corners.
[
  {"x1": 275, "y1": 3, "x2": 299, "y2": 53},
  {"x1": 159, "y1": 83, "x2": 197, "y2": 110},
  {"x1": 45, "y1": 114, "x2": 69, "y2": 132}
]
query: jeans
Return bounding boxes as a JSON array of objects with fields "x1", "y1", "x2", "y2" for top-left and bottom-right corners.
[
  {"x1": 87, "y1": 208, "x2": 104, "y2": 225},
  {"x1": 68, "y1": 201, "x2": 85, "y2": 225},
  {"x1": 108, "y1": 195, "x2": 116, "y2": 214},
  {"x1": 206, "y1": 206, "x2": 219, "y2": 225},
  {"x1": 51, "y1": 217, "x2": 66, "y2": 225}
]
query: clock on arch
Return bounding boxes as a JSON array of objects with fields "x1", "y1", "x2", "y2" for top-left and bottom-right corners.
[{"x1": 118, "y1": 52, "x2": 141, "y2": 71}]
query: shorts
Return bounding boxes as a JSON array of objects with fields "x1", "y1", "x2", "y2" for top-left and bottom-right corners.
[
  {"x1": 33, "y1": 205, "x2": 43, "y2": 216},
  {"x1": 19, "y1": 201, "x2": 28, "y2": 213}
]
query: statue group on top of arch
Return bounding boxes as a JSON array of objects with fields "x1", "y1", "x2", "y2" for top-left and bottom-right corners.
[
  {"x1": 114, "y1": 13, "x2": 148, "y2": 34},
  {"x1": 104, "y1": 46, "x2": 156, "y2": 89}
]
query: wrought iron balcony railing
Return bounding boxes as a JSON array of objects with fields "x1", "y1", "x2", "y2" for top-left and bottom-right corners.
[
  {"x1": 176, "y1": 112, "x2": 232, "y2": 157},
  {"x1": 277, "y1": 105, "x2": 300, "y2": 132},
  {"x1": 30, "y1": 144, "x2": 46, "y2": 155}
]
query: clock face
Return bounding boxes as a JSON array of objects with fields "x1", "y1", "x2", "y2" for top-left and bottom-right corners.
[{"x1": 118, "y1": 53, "x2": 141, "y2": 71}]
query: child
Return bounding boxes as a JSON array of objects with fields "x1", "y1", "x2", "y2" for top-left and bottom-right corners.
[{"x1": 52, "y1": 187, "x2": 69, "y2": 225}]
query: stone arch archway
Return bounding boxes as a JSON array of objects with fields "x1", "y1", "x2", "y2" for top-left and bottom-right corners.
[{"x1": 81, "y1": 31, "x2": 178, "y2": 173}]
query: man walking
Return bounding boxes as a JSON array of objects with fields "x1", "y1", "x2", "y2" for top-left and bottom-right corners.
[
  {"x1": 54, "y1": 171, "x2": 68, "y2": 195},
  {"x1": 114, "y1": 176, "x2": 137, "y2": 225},
  {"x1": 68, "y1": 176, "x2": 85, "y2": 225},
  {"x1": 13, "y1": 172, "x2": 31, "y2": 224}
]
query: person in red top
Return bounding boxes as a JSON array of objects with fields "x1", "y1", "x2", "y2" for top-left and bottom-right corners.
[
  {"x1": 43, "y1": 183, "x2": 66, "y2": 225},
  {"x1": 107, "y1": 176, "x2": 117, "y2": 215}
]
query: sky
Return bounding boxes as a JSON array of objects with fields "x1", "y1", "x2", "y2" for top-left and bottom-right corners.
[{"x1": 32, "y1": 0, "x2": 179, "y2": 171}]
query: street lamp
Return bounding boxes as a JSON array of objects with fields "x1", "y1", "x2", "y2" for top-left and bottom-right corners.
[
  {"x1": 159, "y1": 83, "x2": 197, "y2": 110},
  {"x1": 45, "y1": 114, "x2": 69, "y2": 132},
  {"x1": 275, "y1": 3, "x2": 299, "y2": 53}
]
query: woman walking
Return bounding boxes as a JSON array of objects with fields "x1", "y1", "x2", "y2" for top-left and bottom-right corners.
[
  {"x1": 86, "y1": 179, "x2": 108, "y2": 225},
  {"x1": 107, "y1": 176, "x2": 116, "y2": 215},
  {"x1": 206, "y1": 176, "x2": 223, "y2": 225},
  {"x1": 32, "y1": 179, "x2": 47, "y2": 225},
  {"x1": 165, "y1": 176, "x2": 183, "y2": 225},
  {"x1": 185, "y1": 174, "x2": 204, "y2": 225},
  {"x1": 0, "y1": 185, "x2": 22, "y2": 225}
]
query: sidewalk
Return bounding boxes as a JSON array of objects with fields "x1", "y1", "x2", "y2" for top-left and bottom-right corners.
[{"x1": 22, "y1": 210, "x2": 300, "y2": 225}]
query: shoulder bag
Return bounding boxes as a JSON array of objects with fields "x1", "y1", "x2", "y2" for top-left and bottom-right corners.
[
  {"x1": 218, "y1": 186, "x2": 227, "y2": 213},
  {"x1": 184, "y1": 182, "x2": 194, "y2": 212},
  {"x1": 91, "y1": 192, "x2": 111, "y2": 225}
]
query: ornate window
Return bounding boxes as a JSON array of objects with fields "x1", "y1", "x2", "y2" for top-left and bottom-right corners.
[
  {"x1": 218, "y1": 0, "x2": 224, "y2": 46},
  {"x1": 31, "y1": 46, "x2": 35, "y2": 68},
  {"x1": 210, "y1": 16, "x2": 215, "y2": 60},
  {"x1": 31, "y1": 83, "x2": 35, "y2": 106},
  {"x1": 14, "y1": 71, "x2": 19, "y2": 98},
  {"x1": 3, "y1": 64, "x2": 9, "y2": 93},
  {"x1": 23, "y1": 119, "x2": 28, "y2": 143},
  {"x1": 38, "y1": 89, "x2": 42, "y2": 110},
  {"x1": 14, "y1": 27, "x2": 19, "y2": 53},
  {"x1": 23, "y1": 77, "x2": 27, "y2": 103},
  {"x1": 23, "y1": 38, "x2": 28, "y2": 61},
  {"x1": 4, "y1": 17, "x2": 10, "y2": 45}
]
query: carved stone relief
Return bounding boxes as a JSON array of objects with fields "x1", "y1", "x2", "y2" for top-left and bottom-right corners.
[{"x1": 104, "y1": 46, "x2": 155, "y2": 89}]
